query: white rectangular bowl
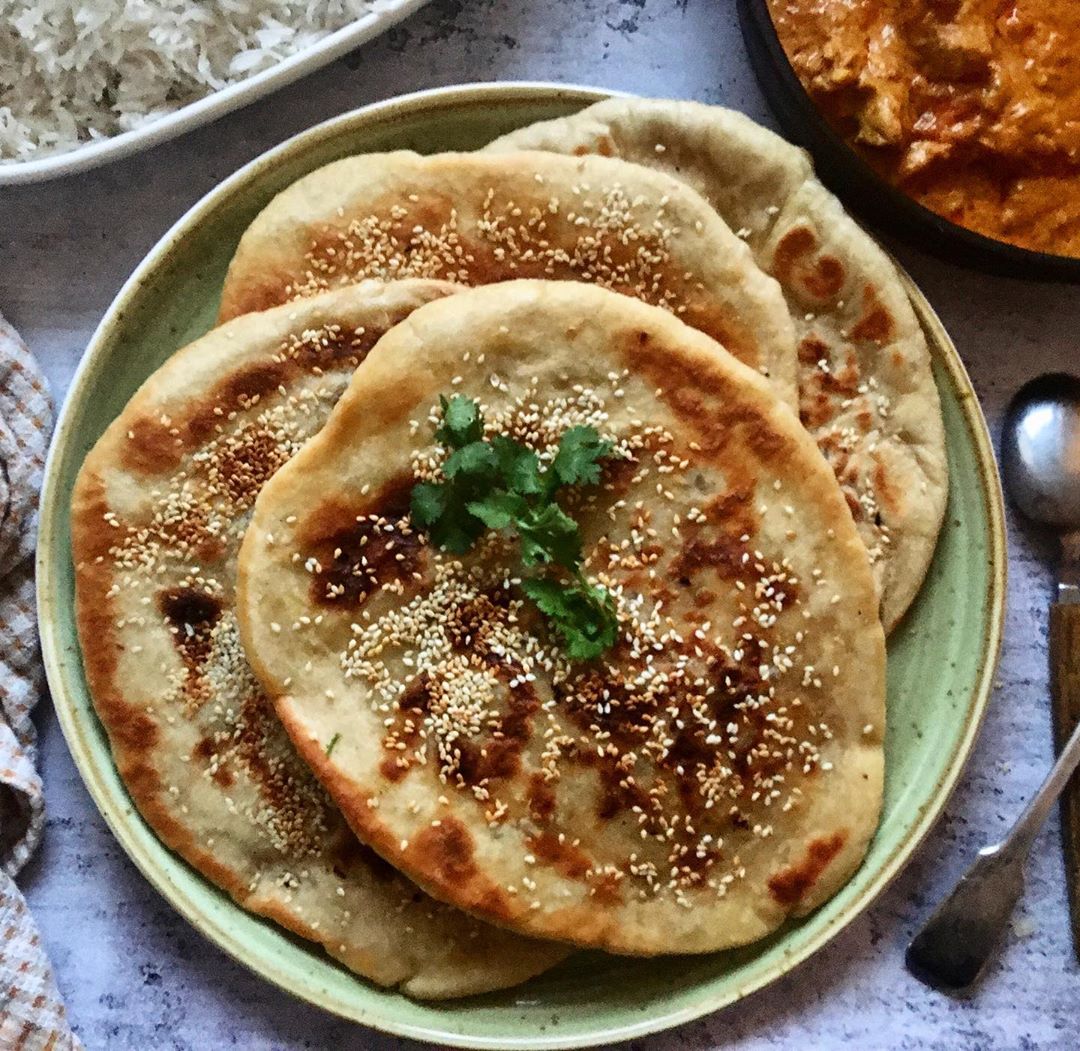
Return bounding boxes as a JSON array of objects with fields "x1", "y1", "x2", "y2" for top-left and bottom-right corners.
[{"x1": 0, "y1": 0, "x2": 431, "y2": 186}]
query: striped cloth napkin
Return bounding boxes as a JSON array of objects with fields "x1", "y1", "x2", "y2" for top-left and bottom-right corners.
[{"x1": 0, "y1": 314, "x2": 81, "y2": 1050}]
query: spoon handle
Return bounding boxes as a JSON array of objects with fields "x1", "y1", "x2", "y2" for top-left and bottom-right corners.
[
  {"x1": 906, "y1": 627, "x2": 1080, "y2": 990},
  {"x1": 1050, "y1": 599, "x2": 1080, "y2": 961}
]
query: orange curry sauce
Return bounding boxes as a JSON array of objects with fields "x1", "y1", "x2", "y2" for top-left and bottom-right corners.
[{"x1": 767, "y1": 0, "x2": 1080, "y2": 256}]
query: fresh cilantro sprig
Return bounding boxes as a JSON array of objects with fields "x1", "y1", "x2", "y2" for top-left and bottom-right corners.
[
  {"x1": 410, "y1": 394, "x2": 619, "y2": 661},
  {"x1": 520, "y1": 574, "x2": 618, "y2": 662}
]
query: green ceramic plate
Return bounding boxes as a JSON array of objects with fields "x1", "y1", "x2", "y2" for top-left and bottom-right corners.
[{"x1": 37, "y1": 83, "x2": 1006, "y2": 1049}]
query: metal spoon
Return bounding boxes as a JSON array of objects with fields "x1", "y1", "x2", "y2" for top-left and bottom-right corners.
[{"x1": 906, "y1": 373, "x2": 1080, "y2": 991}]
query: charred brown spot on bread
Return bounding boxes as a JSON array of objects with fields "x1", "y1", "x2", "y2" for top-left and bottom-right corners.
[
  {"x1": 120, "y1": 414, "x2": 185, "y2": 474},
  {"x1": 312, "y1": 516, "x2": 423, "y2": 609},
  {"x1": 457, "y1": 684, "x2": 539, "y2": 787},
  {"x1": 125, "y1": 362, "x2": 288, "y2": 470},
  {"x1": 678, "y1": 298, "x2": 758, "y2": 370},
  {"x1": 600, "y1": 447, "x2": 645, "y2": 494},
  {"x1": 815, "y1": 428, "x2": 850, "y2": 469},
  {"x1": 872, "y1": 454, "x2": 902, "y2": 516},
  {"x1": 574, "y1": 135, "x2": 619, "y2": 158},
  {"x1": 231, "y1": 688, "x2": 332, "y2": 855},
  {"x1": 72, "y1": 484, "x2": 122, "y2": 673},
  {"x1": 771, "y1": 226, "x2": 846, "y2": 303},
  {"x1": 554, "y1": 675, "x2": 653, "y2": 820},
  {"x1": 374, "y1": 590, "x2": 543, "y2": 790},
  {"x1": 799, "y1": 337, "x2": 866, "y2": 442},
  {"x1": 797, "y1": 338, "x2": 837, "y2": 429},
  {"x1": 192, "y1": 736, "x2": 235, "y2": 787},
  {"x1": 380, "y1": 677, "x2": 431, "y2": 783},
  {"x1": 300, "y1": 477, "x2": 414, "y2": 542},
  {"x1": 800, "y1": 392, "x2": 834, "y2": 431},
  {"x1": 590, "y1": 870, "x2": 624, "y2": 905},
  {"x1": 824, "y1": 354, "x2": 861, "y2": 398},
  {"x1": 850, "y1": 284, "x2": 895, "y2": 344},
  {"x1": 222, "y1": 272, "x2": 296, "y2": 319},
  {"x1": 111, "y1": 705, "x2": 159, "y2": 753},
  {"x1": 767, "y1": 830, "x2": 847, "y2": 906},
  {"x1": 72, "y1": 477, "x2": 113, "y2": 562},
  {"x1": 212, "y1": 425, "x2": 293, "y2": 512},
  {"x1": 285, "y1": 307, "x2": 417, "y2": 370},
  {"x1": 528, "y1": 831, "x2": 592, "y2": 881},
  {"x1": 71, "y1": 482, "x2": 169, "y2": 784},
  {"x1": 672, "y1": 486, "x2": 758, "y2": 582},
  {"x1": 626, "y1": 332, "x2": 790, "y2": 464},
  {"x1": 159, "y1": 587, "x2": 221, "y2": 674},
  {"x1": 159, "y1": 587, "x2": 220, "y2": 629},
  {"x1": 303, "y1": 479, "x2": 424, "y2": 610},
  {"x1": 411, "y1": 817, "x2": 480, "y2": 887},
  {"x1": 797, "y1": 334, "x2": 830, "y2": 365},
  {"x1": 673, "y1": 532, "x2": 751, "y2": 583},
  {"x1": 603, "y1": 273, "x2": 752, "y2": 366},
  {"x1": 223, "y1": 360, "x2": 290, "y2": 403},
  {"x1": 284, "y1": 328, "x2": 368, "y2": 370},
  {"x1": 294, "y1": 192, "x2": 489, "y2": 295},
  {"x1": 527, "y1": 773, "x2": 557, "y2": 823},
  {"x1": 445, "y1": 591, "x2": 515, "y2": 664},
  {"x1": 473, "y1": 886, "x2": 516, "y2": 922},
  {"x1": 127, "y1": 323, "x2": 374, "y2": 465}
]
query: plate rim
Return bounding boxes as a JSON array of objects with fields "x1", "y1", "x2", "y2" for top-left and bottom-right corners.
[
  {"x1": 36, "y1": 81, "x2": 1007, "y2": 1049},
  {"x1": 0, "y1": 0, "x2": 431, "y2": 187}
]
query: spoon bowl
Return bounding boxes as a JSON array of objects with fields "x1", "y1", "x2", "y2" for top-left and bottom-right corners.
[{"x1": 1001, "y1": 374, "x2": 1080, "y2": 529}]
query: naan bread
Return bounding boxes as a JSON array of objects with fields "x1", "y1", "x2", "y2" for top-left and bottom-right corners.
[
  {"x1": 486, "y1": 99, "x2": 947, "y2": 631},
  {"x1": 71, "y1": 280, "x2": 569, "y2": 998},
  {"x1": 238, "y1": 281, "x2": 886, "y2": 956},
  {"x1": 217, "y1": 149, "x2": 798, "y2": 409}
]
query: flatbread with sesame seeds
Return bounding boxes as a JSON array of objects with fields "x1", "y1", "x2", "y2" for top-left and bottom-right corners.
[
  {"x1": 216, "y1": 149, "x2": 799, "y2": 410},
  {"x1": 70, "y1": 279, "x2": 570, "y2": 998},
  {"x1": 237, "y1": 279, "x2": 886, "y2": 956},
  {"x1": 485, "y1": 98, "x2": 947, "y2": 632}
]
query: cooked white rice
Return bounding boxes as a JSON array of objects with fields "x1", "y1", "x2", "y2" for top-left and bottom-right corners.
[{"x1": 0, "y1": 0, "x2": 396, "y2": 163}]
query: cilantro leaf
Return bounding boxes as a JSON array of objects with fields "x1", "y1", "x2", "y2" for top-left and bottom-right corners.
[
  {"x1": 436, "y1": 394, "x2": 484, "y2": 448},
  {"x1": 521, "y1": 576, "x2": 618, "y2": 661},
  {"x1": 414, "y1": 470, "x2": 493, "y2": 554},
  {"x1": 517, "y1": 503, "x2": 581, "y2": 568},
  {"x1": 444, "y1": 440, "x2": 499, "y2": 481},
  {"x1": 518, "y1": 576, "x2": 567, "y2": 616},
  {"x1": 427, "y1": 500, "x2": 487, "y2": 554},
  {"x1": 492, "y1": 435, "x2": 543, "y2": 495},
  {"x1": 410, "y1": 395, "x2": 620, "y2": 660},
  {"x1": 410, "y1": 482, "x2": 446, "y2": 528},
  {"x1": 550, "y1": 425, "x2": 612, "y2": 489},
  {"x1": 467, "y1": 490, "x2": 529, "y2": 531}
]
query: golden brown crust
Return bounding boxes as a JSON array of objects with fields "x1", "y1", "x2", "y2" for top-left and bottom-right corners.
[
  {"x1": 238, "y1": 280, "x2": 886, "y2": 956},
  {"x1": 484, "y1": 97, "x2": 948, "y2": 631},
  {"x1": 218, "y1": 149, "x2": 798, "y2": 409},
  {"x1": 767, "y1": 830, "x2": 848, "y2": 908},
  {"x1": 273, "y1": 699, "x2": 523, "y2": 928},
  {"x1": 71, "y1": 279, "x2": 569, "y2": 997}
]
